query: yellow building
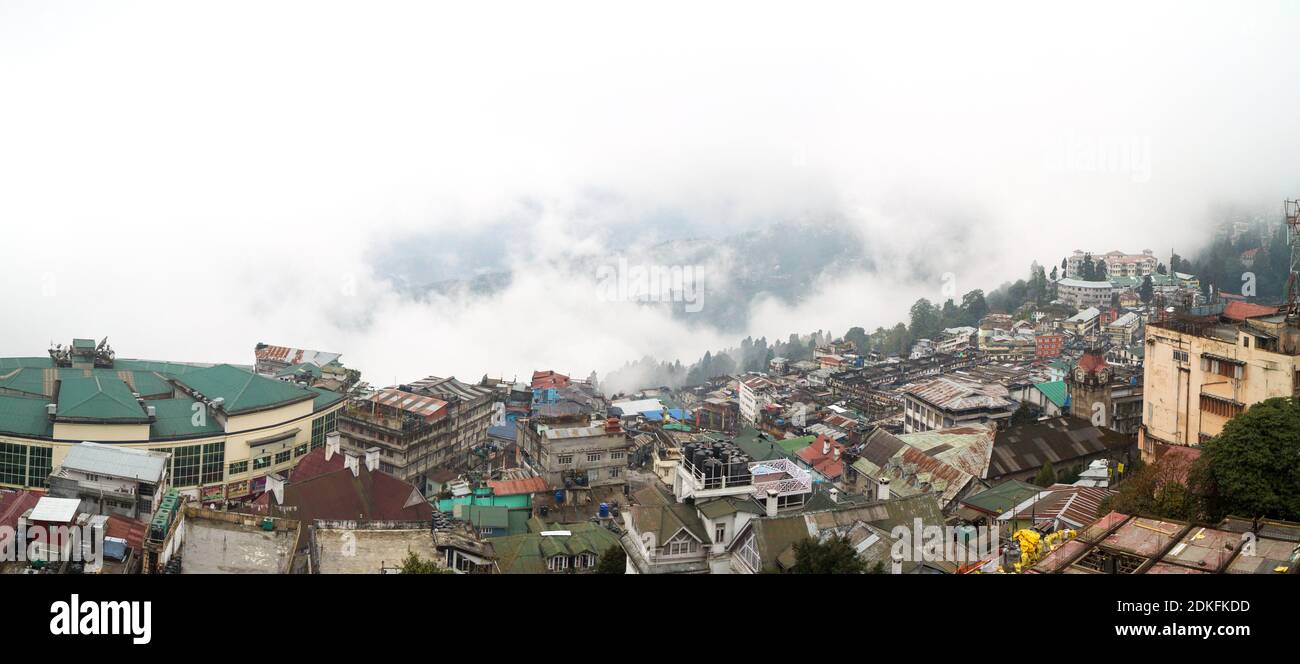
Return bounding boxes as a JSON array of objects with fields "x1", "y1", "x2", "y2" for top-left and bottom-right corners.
[
  {"x1": 1139, "y1": 312, "x2": 1300, "y2": 460},
  {"x1": 0, "y1": 339, "x2": 345, "y2": 502}
]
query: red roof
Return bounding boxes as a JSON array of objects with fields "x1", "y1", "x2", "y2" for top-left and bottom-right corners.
[
  {"x1": 1077, "y1": 351, "x2": 1108, "y2": 373},
  {"x1": 0, "y1": 489, "x2": 43, "y2": 537},
  {"x1": 104, "y1": 514, "x2": 146, "y2": 551},
  {"x1": 795, "y1": 435, "x2": 845, "y2": 480},
  {"x1": 531, "y1": 370, "x2": 570, "y2": 390},
  {"x1": 254, "y1": 464, "x2": 433, "y2": 523},
  {"x1": 287, "y1": 446, "x2": 347, "y2": 482},
  {"x1": 1223, "y1": 300, "x2": 1279, "y2": 321},
  {"x1": 487, "y1": 476, "x2": 548, "y2": 497}
]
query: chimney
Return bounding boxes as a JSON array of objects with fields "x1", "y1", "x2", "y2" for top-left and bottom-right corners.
[
  {"x1": 344, "y1": 453, "x2": 360, "y2": 477},
  {"x1": 765, "y1": 489, "x2": 779, "y2": 518},
  {"x1": 877, "y1": 477, "x2": 891, "y2": 501},
  {"x1": 832, "y1": 447, "x2": 841, "y2": 461},
  {"x1": 266, "y1": 472, "x2": 285, "y2": 505},
  {"x1": 365, "y1": 447, "x2": 380, "y2": 472},
  {"x1": 325, "y1": 432, "x2": 341, "y2": 460},
  {"x1": 829, "y1": 487, "x2": 839, "y2": 503},
  {"x1": 822, "y1": 439, "x2": 830, "y2": 455}
]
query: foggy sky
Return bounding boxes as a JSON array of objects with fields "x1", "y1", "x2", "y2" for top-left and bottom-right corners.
[{"x1": 2, "y1": 1, "x2": 1299, "y2": 387}]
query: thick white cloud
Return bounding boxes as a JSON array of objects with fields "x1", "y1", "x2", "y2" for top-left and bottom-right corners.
[{"x1": 2, "y1": 1, "x2": 1298, "y2": 384}]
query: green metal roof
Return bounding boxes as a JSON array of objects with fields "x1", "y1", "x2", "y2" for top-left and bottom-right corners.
[
  {"x1": 0, "y1": 368, "x2": 52, "y2": 398},
  {"x1": 0, "y1": 394, "x2": 54, "y2": 437},
  {"x1": 309, "y1": 386, "x2": 346, "y2": 412},
  {"x1": 56, "y1": 375, "x2": 148, "y2": 422},
  {"x1": 72, "y1": 339, "x2": 96, "y2": 350},
  {"x1": 1033, "y1": 380, "x2": 1068, "y2": 408},
  {"x1": 960, "y1": 479, "x2": 1042, "y2": 516},
  {"x1": 0, "y1": 357, "x2": 54, "y2": 370},
  {"x1": 176, "y1": 364, "x2": 315, "y2": 415},
  {"x1": 777, "y1": 435, "x2": 817, "y2": 454},
  {"x1": 147, "y1": 397, "x2": 224, "y2": 439},
  {"x1": 491, "y1": 520, "x2": 623, "y2": 574}
]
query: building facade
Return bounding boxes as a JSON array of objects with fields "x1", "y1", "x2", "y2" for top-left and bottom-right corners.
[
  {"x1": 1140, "y1": 314, "x2": 1300, "y2": 459},
  {"x1": 0, "y1": 340, "x2": 345, "y2": 503}
]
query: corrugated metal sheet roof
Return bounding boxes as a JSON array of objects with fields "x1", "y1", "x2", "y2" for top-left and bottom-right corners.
[
  {"x1": 60, "y1": 442, "x2": 168, "y2": 482},
  {"x1": 368, "y1": 388, "x2": 448, "y2": 419}
]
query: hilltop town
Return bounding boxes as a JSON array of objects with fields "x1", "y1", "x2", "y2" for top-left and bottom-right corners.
[{"x1": 3, "y1": 219, "x2": 1298, "y2": 576}]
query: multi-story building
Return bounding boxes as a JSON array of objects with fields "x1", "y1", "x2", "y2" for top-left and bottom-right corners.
[
  {"x1": 901, "y1": 377, "x2": 1016, "y2": 434},
  {"x1": 47, "y1": 442, "x2": 170, "y2": 520},
  {"x1": 517, "y1": 417, "x2": 629, "y2": 490},
  {"x1": 738, "y1": 375, "x2": 779, "y2": 424},
  {"x1": 1066, "y1": 249, "x2": 1158, "y2": 279},
  {"x1": 1061, "y1": 307, "x2": 1102, "y2": 336},
  {"x1": 0, "y1": 339, "x2": 346, "y2": 503},
  {"x1": 1140, "y1": 312, "x2": 1300, "y2": 459},
  {"x1": 410, "y1": 376, "x2": 497, "y2": 469},
  {"x1": 1106, "y1": 311, "x2": 1143, "y2": 346},
  {"x1": 1066, "y1": 351, "x2": 1143, "y2": 436},
  {"x1": 1035, "y1": 333, "x2": 1064, "y2": 359},
  {"x1": 338, "y1": 388, "x2": 453, "y2": 482},
  {"x1": 1056, "y1": 278, "x2": 1115, "y2": 310}
]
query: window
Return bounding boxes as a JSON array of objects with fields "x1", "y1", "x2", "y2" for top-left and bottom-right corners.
[
  {"x1": 557, "y1": 454, "x2": 573, "y2": 465},
  {"x1": 666, "y1": 532, "x2": 699, "y2": 556},
  {"x1": 1200, "y1": 394, "x2": 1244, "y2": 419},
  {"x1": 548, "y1": 555, "x2": 569, "y2": 572},
  {"x1": 311, "y1": 416, "x2": 326, "y2": 449},
  {"x1": 577, "y1": 552, "x2": 597, "y2": 568},
  {"x1": 737, "y1": 531, "x2": 762, "y2": 572},
  {"x1": 253, "y1": 456, "x2": 272, "y2": 470},
  {"x1": 171, "y1": 444, "x2": 203, "y2": 488},
  {"x1": 1173, "y1": 350, "x2": 1189, "y2": 363},
  {"x1": 201, "y1": 442, "x2": 225, "y2": 484},
  {"x1": 228, "y1": 460, "x2": 249, "y2": 475},
  {"x1": 275, "y1": 450, "x2": 292, "y2": 465},
  {"x1": 0, "y1": 442, "x2": 28, "y2": 486},
  {"x1": 294, "y1": 443, "x2": 309, "y2": 457},
  {"x1": 609, "y1": 467, "x2": 621, "y2": 478},
  {"x1": 587, "y1": 452, "x2": 602, "y2": 462},
  {"x1": 27, "y1": 446, "x2": 52, "y2": 488},
  {"x1": 480, "y1": 527, "x2": 494, "y2": 537},
  {"x1": 610, "y1": 451, "x2": 624, "y2": 460},
  {"x1": 1200, "y1": 355, "x2": 1244, "y2": 380},
  {"x1": 714, "y1": 522, "x2": 727, "y2": 544}
]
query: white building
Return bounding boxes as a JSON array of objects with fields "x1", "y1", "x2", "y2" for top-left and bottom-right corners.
[
  {"x1": 1055, "y1": 278, "x2": 1114, "y2": 309},
  {"x1": 738, "y1": 375, "x2": 778, "y2": 424}
]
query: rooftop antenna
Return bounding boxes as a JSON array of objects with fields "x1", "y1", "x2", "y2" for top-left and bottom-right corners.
[{"x1": 1286, "y1": 199, "x2": 1300, "y2": 321}]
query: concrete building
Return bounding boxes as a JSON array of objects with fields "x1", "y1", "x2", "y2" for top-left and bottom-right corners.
[
  {"x1": 47, "y1": 442, "x2": 170, "y2": 520},
  {"x1": 0, "y1": 339, "x2": 346, "y2": 504},
  {"x1": 901, "y1": 377, "x2": 1016, "y2": 434},
  {"x1": 1106, "y1": 311, "x2": 1143, "y2": 346},
  {"x1": 1066, "y1": 351, "x2": 1143, "y2": 436},
  {"x1": 518, "y1": 417, "x2": 629, "y2": 491},
  {"x1": 1140, "y1": 312, "x2": 1300, "y2": 459},
  {"x1": 338, "y1": 388, "x2": 453, "y2": 482},
  {"x1": 1056, "y1": 278, "x2": 1115, "y2": 310},
  {"x1": 1061, "y1": 307, "x2": 1102, "y2": 336},
  {"x1": 738, "y1": 375, "x2": 779, "y2": 424},
  {"x1": 1066, "y1": 249, "x2": 1158, "y2": 279}
]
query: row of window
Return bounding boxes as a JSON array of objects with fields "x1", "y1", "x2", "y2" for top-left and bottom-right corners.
[
  {"x1": 2, "y1": 413, "x2": 340, "y2": 490},
  {"x1": 1200, "y1": 394, "x2": 1244, "y2": 419},
  {"x1": 547, "y1": 552, "x2": 598, "y2": 571},
  {"x1": 0, "y1": 442, "x2": 52, "y2": 488},
  {"x1": 555, "y1": 450, "x2": 626, "y2": 465}
]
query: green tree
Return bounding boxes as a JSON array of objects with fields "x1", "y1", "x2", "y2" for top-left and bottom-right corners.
[
  {"x1": 790, "y1": 535, "x2": 868, "y2": 574},
  {"x1": 1191, "y1": 397, "x2": 1300, "y2": 522},
  {"x1": 400, "y1": 551, "x2": 445, "y2": 574},
  {"x1": 596, "y1": 545, "x2": 626, "y2": 574},
  {"x1": 960, "y1": 289, "x2": 988, "y2": 326},
  {"x1": 1139, "y1": 274, "x2": 1154, "y2": 304},
  {"x1": 1033, "y1": 460, "x2": 1057, "y2": 487}
]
